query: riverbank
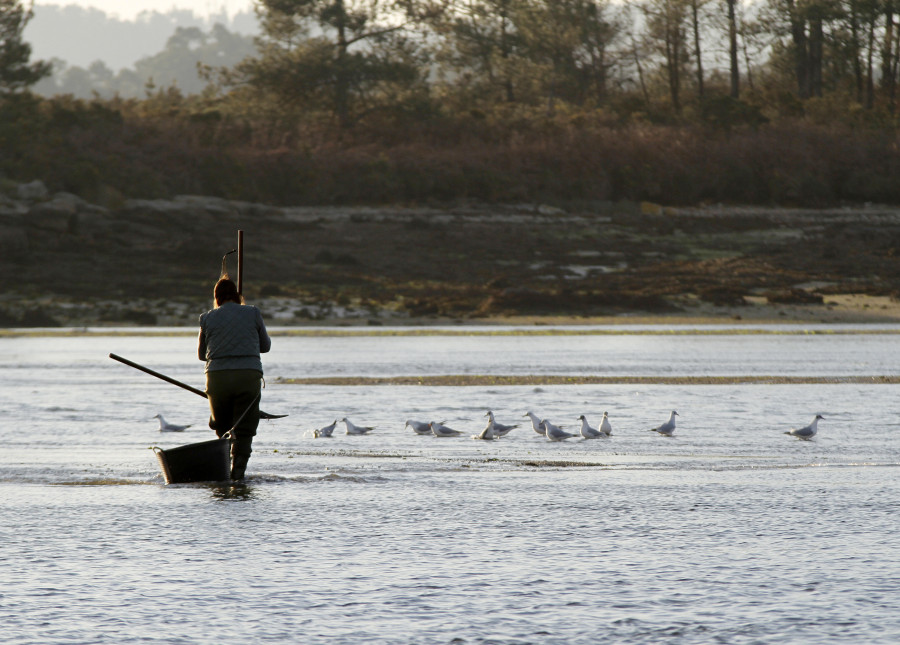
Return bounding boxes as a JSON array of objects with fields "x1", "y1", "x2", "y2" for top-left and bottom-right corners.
[
  {"x1": 3, "y1": 184, "x2": 900, "y2": 327},
  {"x1": 2, "y1": 294, "x2": 899, "y2": 329}
]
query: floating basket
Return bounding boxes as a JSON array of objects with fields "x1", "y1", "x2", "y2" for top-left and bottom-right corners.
[{"x1": 153, "y1": 437, "x2": 230, "y2": 484}]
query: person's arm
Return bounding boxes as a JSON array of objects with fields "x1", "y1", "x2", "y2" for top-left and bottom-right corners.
[
  {"x1": 256, "y1": 309, "x2": 271, "y2": 354},
  {"x1": 198, "y1": 317, "x2": 207, "y2": 361}
]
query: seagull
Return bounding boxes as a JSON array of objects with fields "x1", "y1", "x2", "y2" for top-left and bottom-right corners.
[
  {"x1": 599, "y1": 411, "x2": 613, "y2": 436},
  {"x1": 577, "y1": 415, "x2": 606, "y2": 439},
  {"x1": 342, "y1": 417, "x2": 374, "y2": 435},
  {"x1": 525, "y1": 411, "x2": 546, "y2": 435},
  {"x1": 405, "y1": 419, "x2": 435, "y2": 435},
  {"x1": 314, "y1": 420, "x2": 338, "y2": 438},
  {"x1": 784, "y1": 414, "x2": 824, "y2": 440},
  {"x1": 473, "y1": 414, "x2": 498, "y2": 440},
  {"x1": 154, "y1": 413, "x2": 191, "y2": 432},
  {"x1": 486, "y1": 411, "x2": 518, "y2": 437},
  {"x1": 543, "y1": 419, "x2": 575, "y2": 441},
  {"x1": 650, "y1": 411, "x2": 678, "y2": 436},
  {"x1": 430, "y1": 421, "x2": 463, "y2": 437}
]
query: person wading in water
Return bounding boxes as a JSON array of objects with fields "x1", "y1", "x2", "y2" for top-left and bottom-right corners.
[{"x1": 198, "y1": 276, "x2": 271, "y2": 480}]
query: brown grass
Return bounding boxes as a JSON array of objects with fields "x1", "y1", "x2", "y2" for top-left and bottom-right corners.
[{"x1": 3, "y1": 94, "x2": 900, "y2": 207}]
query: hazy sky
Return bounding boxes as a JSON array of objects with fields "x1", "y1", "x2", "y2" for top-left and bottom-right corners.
[{"x1": 34, "y1": 1, "x2": 256, "y2": 21}]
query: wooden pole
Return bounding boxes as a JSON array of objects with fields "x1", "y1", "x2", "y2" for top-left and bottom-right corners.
[
  {"x1": 109, "y1": 353, "x2": 207, "y2": 398},
  {"x1": 237, "y1": 230, "x2": 244, "y2": 295},
  {"x1": 108, "y1": 353, "x2": 287, "y2": 419}
]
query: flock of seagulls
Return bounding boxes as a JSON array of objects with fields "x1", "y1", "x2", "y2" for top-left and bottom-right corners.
[
  {"x1": 155, "y1": 410, "x2": 825, "y2": 441},
  {"x1": 311, "y1": 410, "x2": 823, "y2": 441}
]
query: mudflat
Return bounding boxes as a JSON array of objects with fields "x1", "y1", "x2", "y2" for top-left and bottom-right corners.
[{"x1": 3, "y1": 199, "x2": 900, "y2": 327}]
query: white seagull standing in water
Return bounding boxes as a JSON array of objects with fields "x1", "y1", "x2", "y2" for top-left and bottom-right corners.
[
  {"x1": 472, "y1": 417, "x2": 497, "y2": 440},
  {"x1": 405, "y1": 419, "x2": 434, "y2": 435},
  {"x1": 342, "y1": 417, "x2": 375, "y2": 435},
  {"x1": 577, "y1": 415, "x2": 606, "y2": 439},
  {"x1": 486, "y1": 411, "x2": 518, "y2": 437},
  {"x1": 650, "y1": 410, "x2": 679, "y2": 436},
  {"x1": 154, "y1": 414, "x2": 191, "y2": 432},
  {"x1": 314, "y1": 420, "x2": 338, "y2": 438},
  {"x1": 431, "y1": 421, "x2": 464, "y2": 437},
  {"x1": 599, "y1": 412, "x2": 613, "y2": 436},
  {"x1": 543, "y1": 419, "x2": 576, "y2": 442},
  {"x1": 525, "y1": 411, "x2": 546, "y2": 435},
  {"x1": 784, "y1": 414, "x2": 824, "y2": 440}
]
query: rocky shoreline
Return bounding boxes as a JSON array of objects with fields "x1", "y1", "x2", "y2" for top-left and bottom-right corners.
[{"x1": 4, "y1": 179, "x2": 900, "y2": 327}]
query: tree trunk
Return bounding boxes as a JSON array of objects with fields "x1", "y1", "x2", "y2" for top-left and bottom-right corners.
[
  {"x1": 499, "y1": 0, "x2": 515, "y2": 103},
  {"x1": 691, "y1": 0, "x2": 704, "y2": 100},
  {"x1": 631, "y1": 34, "x2": 650, "y2": 105},
  {"x1": 590, "y1": 39, "x2": 608, "y2": 102},
  {"x1": 740, "y1": 9, "x2": 754, "y2": 90},
  {"x1": 882, "y1": 5, "x2": 895, "y2": 101},
  {"x1": 866, "y1": 15, "x2": 876, "y2": 108},
  {"x1": 809, "y1": 15, "x2": 823, "y2": 97},
  {"x1": 727, "y1": 0, "x2": 739, "y2": 98},
  {"x1": 849, "y1": 0, "x2": 862, "y2": 104},
  {"x1": 891, "y1": 16, "x2": 900, "y2": 112},
  {"x1": 334, "y1": 0, "x2": 350, "y2": 127},
  {"x1": 786, "y1": 0, "x2": 810, "y2": 98},
  {"x1": 665, "y1": 7, "x2": 682, "y2": 111}
]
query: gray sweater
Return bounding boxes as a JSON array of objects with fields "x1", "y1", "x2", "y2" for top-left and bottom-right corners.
[{"x1": 198, "y1": 302, "x2": 271, "y2": 373}]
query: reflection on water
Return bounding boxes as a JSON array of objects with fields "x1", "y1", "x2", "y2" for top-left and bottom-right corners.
[
  {"x1": 207, "y1": 482, "x2": 257, "y2": 501},
  {"x1": 2, "y1": 328, "x2": 900, "y2": 644}
]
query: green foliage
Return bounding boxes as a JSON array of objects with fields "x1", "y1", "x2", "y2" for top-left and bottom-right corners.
[
  {"x1": 230, "y1": 0, "x2": 431, "y2": 127},
  {"x1": 0, "y1": 0, "x2": 50, "y2": 94},
  {"x1": 7, "y1": 0, "x2": 900, "y2": 209},
  {"x1": 700, "y1": 94, "x2": 769, "y2": 130},
  {"x1": 6, "y1": 73, "x2": 900, "y2": 210}
]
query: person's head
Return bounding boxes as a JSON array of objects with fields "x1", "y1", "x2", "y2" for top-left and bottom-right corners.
[{"x1": 214, "y1": 277, "x2": 243, "y2": 307}]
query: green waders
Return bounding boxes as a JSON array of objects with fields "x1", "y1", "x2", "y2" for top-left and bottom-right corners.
[{"x1": 205, "y1": 369, "x2": 262, "y2": 480}]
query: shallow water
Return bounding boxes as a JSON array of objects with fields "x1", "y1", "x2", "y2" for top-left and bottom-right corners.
[{"x1": 2, "y1": 327, "x2": 900, "y2": 643}]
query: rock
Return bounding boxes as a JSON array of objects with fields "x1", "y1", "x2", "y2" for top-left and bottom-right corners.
[
  {"x1": 121, "y1": 198, "x2": 191, "y2": 216},
  {"x1": 537, "y1": 204, "x2": 566, "y2": 216},
  {"x1": 122, "y1": 197, "x2": 221, "y2": 230},
  {"x1": 26, "y1": 197, "x2": 78, "y2": 233},
  {"x1": 0, "y1": 194, "x2": 27, "y2": 217},
  {"x1": 17, "y1": 180, "x2": 49, "y2": 201},
  {"x1": 174, "y1": 195, "x2": 239, "y2": 218},
  {"x1": 47, "y1": 192, "x2": 88, "y2": 213},
  {"x1": 75, "y1": 207, "x2": 113, "y2": 236},
  {"x1": 173, "y1": 195, "x2": 283, "y2": 218}
]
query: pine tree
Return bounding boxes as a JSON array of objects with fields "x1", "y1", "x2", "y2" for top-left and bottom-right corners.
[
  {"x1": 233, "y1": 0, "x2": 432, "y2": 127},
  {"x1": 0, "y1": 0, "x2": 50, "y2": 94}
]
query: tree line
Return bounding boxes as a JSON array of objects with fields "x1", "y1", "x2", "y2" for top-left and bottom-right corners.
[
  {"x1": 7, "y1": 0, "x2": 900, "y2": 125},
  {"x1": 32, "y1": 23, "x2": 257, "y2": 99},
  {"x1": 3, "y1": 0, "x2": 900, "y2": 207},
  {"x1": 25, "y1": 4, "x2": 258, "y2": 99},
  {"x1": 216, "y1": 0, "x2": 900, "y2": 127}
]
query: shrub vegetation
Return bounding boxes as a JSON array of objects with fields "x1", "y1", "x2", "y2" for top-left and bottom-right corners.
[{"x1": 3, "y1": 0, "x2": 900, "y2": 208}]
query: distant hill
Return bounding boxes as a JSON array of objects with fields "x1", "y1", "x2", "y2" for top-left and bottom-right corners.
[
  {"x1": 24, "y1": 4, "x2": 259, "y2": 98},
  {"x1": 26, "y1": 4, "x2": 258, "y2": 70}
]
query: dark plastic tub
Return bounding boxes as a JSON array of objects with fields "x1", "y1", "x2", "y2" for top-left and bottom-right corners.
[{"x1": 153, "y1": 437, "x2": 230, "y2": 484}]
